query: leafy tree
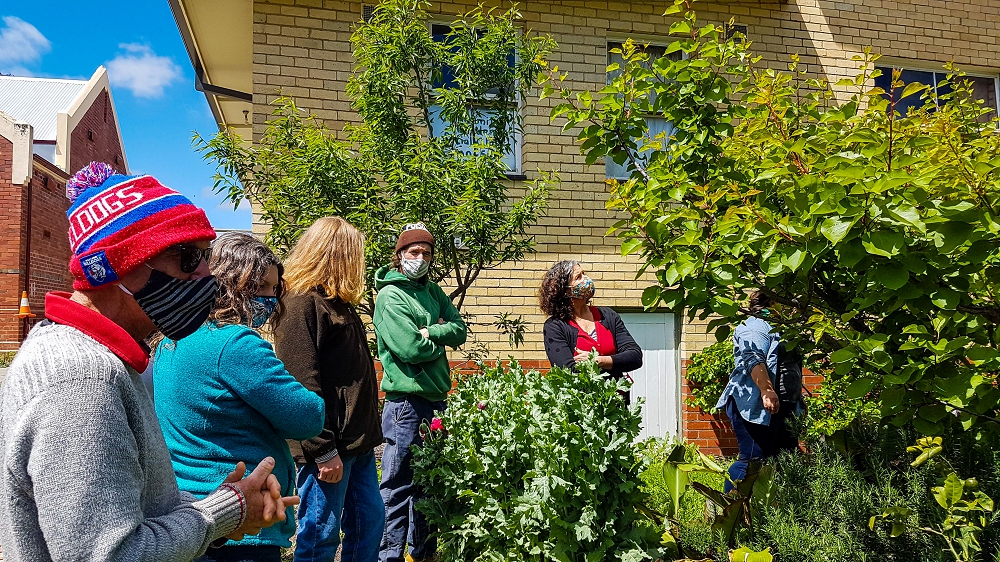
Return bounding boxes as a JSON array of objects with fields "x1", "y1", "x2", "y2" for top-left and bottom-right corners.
[
  {"x1": 197, "y1": 0, "x2": 557, "y2": 319},
  {"x1": 544, "y1": 0, "x2": 1000, "y2": 438}
]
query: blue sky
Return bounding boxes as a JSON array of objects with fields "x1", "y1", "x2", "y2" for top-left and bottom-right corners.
[{"x1": 0, "y1": 1, "x2": 250, "y2": 229}]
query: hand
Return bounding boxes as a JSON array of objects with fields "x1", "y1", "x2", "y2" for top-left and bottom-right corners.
[
  {"x1": 573, "y1": 348, "x2": 592, "y2": 363},
  {"x1": 437, "y1": 318, "x2": 445, "y2": 324},
  {"x1": 317, "y1": 455, "x2": 344, "y2": 483},
  {"x1": 419, "y1": 327, "x2": 429, "y2": 338},
  {"x1": 224, "y1": 457, "x2": 300, "y2": 541},
  {"x1": 762, "y1": 388, "x2": 780, "y2": 414}
]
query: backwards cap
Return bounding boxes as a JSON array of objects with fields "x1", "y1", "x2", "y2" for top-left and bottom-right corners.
[{"x1": 66, "y1": 162, "x2": 216, "y2": 290}]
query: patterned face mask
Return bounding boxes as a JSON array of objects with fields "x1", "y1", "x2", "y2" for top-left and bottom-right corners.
[
  {"x1": 569, "y1": 276, "x2": 595, "y2": 301},
  {"x1": 249, "y1": 296, "x2": 278, "y2": 329},
  {"x1": 401, "y1": 257, "x2": 430, "y2": 280},
  {"x1": 128, "y1": 268, "x2": 217, "y2": 341}
]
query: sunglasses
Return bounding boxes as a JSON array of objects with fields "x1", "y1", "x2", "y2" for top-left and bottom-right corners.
[{"x1": 174, "y1": 245, "x2": 212, "y2": 274}]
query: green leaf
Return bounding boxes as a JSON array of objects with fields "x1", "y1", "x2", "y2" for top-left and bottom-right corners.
[
  {"x1": 899, "y1": 81, "x2": 928, "y2": 100},
  {"x1": 641, "y1": 286, "x2": 661, "y2": 308},
  {"x1": 729, "y1": 547, "x2": 774, "y2": 562},
  {"x1": 846, "y1": 378, "x2": 875, "y2": 399},
  {"x1": 874, "y1": 262, "x2": 909, "y2": 290},
  {"x1": 820, "y1": 216, "x2": 854, "y2": 245},
  {"x1": 862, "y1": 230, "x2": 905, "y2": 258},
  {"x1": 830, "y1": 347, "x2": 857, "y2": 363},
  {"x1": 661, "y1": 462, "x2": 688, "y2": 518},
  {"x1": 669, "y1": 20, "x2": 691, "y2": 34}
]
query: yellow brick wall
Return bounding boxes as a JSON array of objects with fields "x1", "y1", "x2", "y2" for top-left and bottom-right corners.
[{"x1": 251, "y1": 0, "x2": 1000, "y2": 361}]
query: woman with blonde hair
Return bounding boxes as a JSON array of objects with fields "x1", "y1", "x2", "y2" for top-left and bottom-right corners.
[
  {"x1": 274, "y1": 216, "x2": 385, "y2": 562},
  {"x1": 154, "y1": 232, "x2": 326, "y2": 562}
]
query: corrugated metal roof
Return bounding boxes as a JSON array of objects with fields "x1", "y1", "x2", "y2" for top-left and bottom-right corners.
[{"x1": 0, "y1": 76, "x2": 88, "y2": 141}]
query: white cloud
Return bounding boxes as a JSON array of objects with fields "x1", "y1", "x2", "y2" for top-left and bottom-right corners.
[
  {"x1": 0, "y1": 16, "x2": 51, "y2": 70},
  {"x1": 106, "y1": 43, "x2": 182, "y2": 98}
]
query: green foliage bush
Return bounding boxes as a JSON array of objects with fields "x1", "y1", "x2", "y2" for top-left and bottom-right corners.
[
  {"x1": 412, "y1": 361, "x2": 664, "y2": 562},
  {"x1": 684, "y1": 340, "x2": 733, "y2": 414},
  {"x1": 0, "y1": 351, "x2": 16, "y2": 368},
  {"x1": 736, "y1": 425, "x2": 1000, "y2": 562}
]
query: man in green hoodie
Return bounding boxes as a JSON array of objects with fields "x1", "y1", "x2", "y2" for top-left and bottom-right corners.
[{"x1": 375, "y1": 223, "x2": 467, "y2": 562}]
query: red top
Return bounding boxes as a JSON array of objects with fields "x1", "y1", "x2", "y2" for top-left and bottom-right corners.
[
  {"x1": 44, "y1": 291, "x2": 151, "y2": 372},
  {"x1": 569, "y1": 307, "x2": 617, "y2": 357}
]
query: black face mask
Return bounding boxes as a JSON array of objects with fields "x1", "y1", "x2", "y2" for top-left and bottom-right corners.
[{"x1": 129, "y1": 268, "x2": 218, "y2": 341}]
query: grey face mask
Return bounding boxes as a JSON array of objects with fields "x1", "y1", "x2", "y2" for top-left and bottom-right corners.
[{"x1": 401, "y1": 257, "x2": 429, "y2": 280}]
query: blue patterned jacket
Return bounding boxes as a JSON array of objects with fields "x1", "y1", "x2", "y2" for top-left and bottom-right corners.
[{"x1": 714, "y1": 316, "x2": 780, "y2": 425}]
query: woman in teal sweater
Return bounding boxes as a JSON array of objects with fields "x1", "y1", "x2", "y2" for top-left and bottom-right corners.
[{"x1": 154, "y1": 232, "x2": 325, "y2": 562}]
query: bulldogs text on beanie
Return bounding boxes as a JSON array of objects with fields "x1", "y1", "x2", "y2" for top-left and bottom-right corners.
[{"x1": 65, "y1": 162, "x2": 217, "y2": 290}]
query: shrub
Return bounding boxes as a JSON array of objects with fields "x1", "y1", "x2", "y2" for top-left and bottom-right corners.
[
  {"x1": 0, "y1": 351, "x2": 15, "y2": 368},
  {"x1": 737, "y1": 423, "x2": 1000, "y2": 562},
  {"x1": 685, "y1": 340, "x2": 733, "y2": 414},
  {"x1": 412, "y1": 361, "x2": 664, "y2": 562}
]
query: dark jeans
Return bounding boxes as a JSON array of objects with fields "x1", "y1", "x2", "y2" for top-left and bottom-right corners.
[
  {"x1": 295, "y1": 449, "x2": 385, "y2": 562},
  {"x1": 195, "y1": 545, "x2": 281, "y2": 562},
  {"x1": 724, "y1": 396, "x2": 797, "y2": 493},
  {"x1": 378, "y1": 395, "x2": 447, "y2": 562}
]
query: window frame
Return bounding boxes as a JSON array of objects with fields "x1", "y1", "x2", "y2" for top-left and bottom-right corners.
[
  {"x1": 605, "y1": 37, "x2": 681, "y2": 181},
  {"x1": 874, "y1": 62, "x2": 1000, "y2": 123},
  {"x1": 428, "y1": 22, "x2": 525, "y2": 177}
]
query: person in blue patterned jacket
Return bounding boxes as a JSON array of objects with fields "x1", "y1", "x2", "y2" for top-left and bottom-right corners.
[{"x1": 715, "y1": 291, "x2": 799, "y2": 492}]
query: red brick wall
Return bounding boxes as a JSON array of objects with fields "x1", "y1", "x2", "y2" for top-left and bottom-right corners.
[
  {"x1": 26, "y1": 163, "x2": 72, "y2": 329},
  {"x1": 69, "y1": 90, "x2": 126, "y2": 174},
  {"x1": 0, "y1": 136, "x2": 28, "y2": 349}
]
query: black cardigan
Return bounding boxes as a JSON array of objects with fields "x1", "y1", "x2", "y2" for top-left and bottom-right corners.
[{"x1": 543, "y1": 306, "x2": 643, "y2": 378}]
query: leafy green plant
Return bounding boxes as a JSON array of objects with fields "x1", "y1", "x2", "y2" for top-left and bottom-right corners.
[
  {"x1": 871, "y1": 437, "x2": 996, "y2": 561},
  {"x1": 685, "y1": 339, "x2": 734, "y2": 414},
  {"x1": 545, "y1": 0, "x2": 1000, "y2": 439},
  {"x1": 412, "y1": 360, "x2": 664, "y2": 561},
  {"x1": 0, "y1": 351, "x2": 16, "y2": 368},
  {"x1": 198, "y1": 0, "x2": 556, "y2": 321},
  {"x1": 801, "y1": 363, "x2": 881, "y2": 439}
]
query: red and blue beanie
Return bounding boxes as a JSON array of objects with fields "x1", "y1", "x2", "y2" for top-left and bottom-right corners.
[{"x1": 65, "y1": 162, "x2": 217, "y2": 290}]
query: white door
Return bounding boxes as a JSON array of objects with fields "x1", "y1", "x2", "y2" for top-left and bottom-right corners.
[{"x1": 618, "y1": 312, "x2": 681, "y2": 441}]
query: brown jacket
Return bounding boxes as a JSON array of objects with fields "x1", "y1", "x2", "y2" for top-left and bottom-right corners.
[{"x1": 274, "y1": 290, "x2": 383, "y2": 463}]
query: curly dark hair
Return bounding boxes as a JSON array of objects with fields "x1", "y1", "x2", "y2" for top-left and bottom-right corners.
[
  {"x1": 209, "y1": 232, "x2": 284, "y2": 330},
  {"x1": 538, "y1": 260, "x2": 580, "y2": 321}
]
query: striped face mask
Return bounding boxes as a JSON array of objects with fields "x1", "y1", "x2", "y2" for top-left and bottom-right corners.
[{"x1": 126, "y1": 267, "x2": 218, "y2": 341}]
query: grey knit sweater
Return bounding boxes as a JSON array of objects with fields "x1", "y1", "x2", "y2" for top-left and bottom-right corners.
[{"x1": 0, "y1": 320, "x2": 245, "y2": 561}]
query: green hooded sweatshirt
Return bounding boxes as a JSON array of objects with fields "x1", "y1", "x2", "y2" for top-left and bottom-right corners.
[{"x1": 374, "y1": 265, "x2": 468, "y2": 402}]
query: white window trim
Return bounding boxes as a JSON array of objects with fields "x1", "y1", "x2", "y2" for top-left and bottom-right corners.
[
  {"x1": 605, "y1": 37, "x2": 679, "y2": 181},
  {"x1": 428, "y1": 21, "x2": 524, "y2": 175}
]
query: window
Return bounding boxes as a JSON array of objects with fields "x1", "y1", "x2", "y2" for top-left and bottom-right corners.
[
  {"x1": 429, "y1": 24, "x2": 521, "y2": 175},
  {"x1": 875, "y1": 66, "x2": 1000, "y2": 122},
  {"x1": 606, "y1": 41, "x2": 682, "y2": 180}
]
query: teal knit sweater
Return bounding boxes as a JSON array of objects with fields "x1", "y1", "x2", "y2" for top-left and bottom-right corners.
[{"x1": 153, "y1": 322, "x2": 325, "y2": 548}]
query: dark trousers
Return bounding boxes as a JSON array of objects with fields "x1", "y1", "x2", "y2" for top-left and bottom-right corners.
[
  {"x1": 195, "y1": 545, "x2": 281, "y2": 562},
  {"x1": 378, "y1": 395, "x2": 447, "y2": 562},
  {"x1": 724, "y1": 397, "x2": 797, "y2": 493}
]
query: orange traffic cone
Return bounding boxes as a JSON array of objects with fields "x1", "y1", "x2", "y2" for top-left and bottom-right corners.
[{"x1": 17, "y1": 291, "x2": 35, "y2": 319}]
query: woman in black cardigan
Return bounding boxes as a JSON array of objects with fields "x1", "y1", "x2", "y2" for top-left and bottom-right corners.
[{"x1": 539, "y1": 260, "x2": 643, "y2": 381}]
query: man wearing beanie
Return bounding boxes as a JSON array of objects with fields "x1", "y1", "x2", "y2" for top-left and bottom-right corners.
[
  {"x1": 374, "y1": 223, "x2": 467, "y2": 562},
  {"x1": 0, "y1": 162, "x2": 297, "y2": 561}
]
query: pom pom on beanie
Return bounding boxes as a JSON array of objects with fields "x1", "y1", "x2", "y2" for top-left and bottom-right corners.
[{"x1": 66, "y1": 162, "x2": 116, "y2": 203}]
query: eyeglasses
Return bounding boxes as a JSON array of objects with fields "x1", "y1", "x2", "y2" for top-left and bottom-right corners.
[{"x1": 173, "y1": 245, "x2": 212, "y2": 274}]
